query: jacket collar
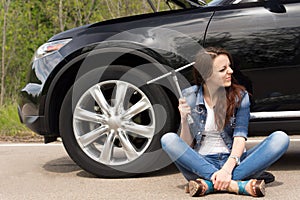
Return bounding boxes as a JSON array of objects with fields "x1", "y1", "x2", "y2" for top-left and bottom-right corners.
[{"x1": 196, "y1": 85, "x2": 205, "y2": 106}]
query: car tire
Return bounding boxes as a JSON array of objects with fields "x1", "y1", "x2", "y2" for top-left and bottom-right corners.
[{"x1": 59, "y1": 65, "x2": 176, "y2": 177}]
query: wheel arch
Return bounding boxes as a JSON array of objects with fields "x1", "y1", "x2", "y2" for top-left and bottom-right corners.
[{"x1": 44, "y1": 44, "x2": 181, "y2": 137}]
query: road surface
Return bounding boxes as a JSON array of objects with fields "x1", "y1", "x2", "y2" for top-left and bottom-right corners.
[{"x1": 0, "y1": 136, "x2": 299, "y2": 200}]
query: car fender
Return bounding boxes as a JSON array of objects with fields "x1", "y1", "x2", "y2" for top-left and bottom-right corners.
[{"x1": 42, "y1": 40, "x2": 188, "y2": 135}]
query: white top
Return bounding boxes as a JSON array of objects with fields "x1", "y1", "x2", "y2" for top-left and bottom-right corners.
[{"x1": 197, "y1": 100, "x2": 230, "y2": 155}]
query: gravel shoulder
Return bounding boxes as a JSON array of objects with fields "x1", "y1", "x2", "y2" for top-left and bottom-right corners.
[{"x1": 0, "y1": 134, "x2": 44, "y2": 143}]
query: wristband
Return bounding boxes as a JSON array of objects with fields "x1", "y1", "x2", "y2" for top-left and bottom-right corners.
[{"x1": 229, "y1": 155, "x2": 240, "y2": 166}]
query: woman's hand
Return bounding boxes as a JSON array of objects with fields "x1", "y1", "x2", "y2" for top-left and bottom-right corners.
[
  {"x1": 178, "y1": 98, "x2": 191, "y2": 123},
  {"x1": 178, "y1": 98, "x2": 194, "y2": 146},
  {"x1": 211, "y1": 169, "x2": 232, "y2": 191}
]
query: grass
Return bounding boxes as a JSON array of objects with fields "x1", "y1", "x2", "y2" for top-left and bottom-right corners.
[{"x1": 0, "y1": 103, "x2": 34, "y2": 136}]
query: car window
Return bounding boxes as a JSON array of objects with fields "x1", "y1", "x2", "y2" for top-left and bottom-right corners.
[
  {"x1": 207, "y1": 0, "x2": 290, "y2": 6},
  {"x1": 164, "y1": 0, "x2": 292, "y2": 10},
  {"x1": 207, "y1": 0, "x2": 260, "y2": 6}
]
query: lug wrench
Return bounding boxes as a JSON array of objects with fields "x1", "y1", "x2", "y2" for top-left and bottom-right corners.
[{"x1": 146, "y1": 62, "x2": 195, "y2": 124}]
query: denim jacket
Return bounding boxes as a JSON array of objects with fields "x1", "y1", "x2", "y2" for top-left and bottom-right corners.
[{"x1": 181, "y1": 85, "x2": 250, "y2": 151}]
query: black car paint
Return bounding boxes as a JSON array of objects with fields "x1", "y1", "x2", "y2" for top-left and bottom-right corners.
[
  {"x1": 20, "y1": 6, "x2": 214, "y2": 138},
  {"x1": 18, "y1": 0, "x2": 300, "y2": 142},
  {"x1": 204, "y1": 1, "x2": 300, "y2": 134}
]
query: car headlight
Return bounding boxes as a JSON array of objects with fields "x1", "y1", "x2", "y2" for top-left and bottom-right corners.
[{"x1": 33, "y1": 38, "x2": 72, "y2": 61}]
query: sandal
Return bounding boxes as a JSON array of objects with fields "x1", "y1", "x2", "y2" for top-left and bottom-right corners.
[
  {"x1": 237, "y1": 179, "x2": 265, "y2": 197},
  {"x1": 188, "y1": 179, "x2": 214, "y2": 197}
]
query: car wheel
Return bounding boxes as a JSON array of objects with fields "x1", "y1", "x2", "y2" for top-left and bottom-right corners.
[{"x1": 59, "y1": 65, "x2": 176, "y2": 177}]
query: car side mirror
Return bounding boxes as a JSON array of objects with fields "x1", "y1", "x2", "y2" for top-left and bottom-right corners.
[{"x1": 264, "y1": 0, "x2": 286, "y2": 13}]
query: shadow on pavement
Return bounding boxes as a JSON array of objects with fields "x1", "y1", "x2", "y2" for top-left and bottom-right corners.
[
  {"x1": 43, "y1": 141, "x2": 299, "y2": 178},
  {"x1": 43, "y1": 156, "x2": 81, "y2": 173},
  {"x1": 43, "y1": 156, "x2": 179, "y2": 179},
  {"x1": 270, "y1": 152, "x2": 300, "y2": 171}
]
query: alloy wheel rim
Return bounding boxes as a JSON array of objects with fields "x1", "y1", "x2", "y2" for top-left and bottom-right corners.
[{"x1": 73, "y1": 80, "x2": 155, "y2": 166}]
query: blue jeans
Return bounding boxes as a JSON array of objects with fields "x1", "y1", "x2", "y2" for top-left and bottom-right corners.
[{"x1": 161, "y1": 131, "x2": 290, "y2": 181}]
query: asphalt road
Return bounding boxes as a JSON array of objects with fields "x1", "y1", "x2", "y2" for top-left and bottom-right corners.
[{"x1": 0, "y1": 136, "x2": 300, "y2": 200}]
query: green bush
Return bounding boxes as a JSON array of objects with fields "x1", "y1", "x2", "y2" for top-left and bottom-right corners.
[{"x1": 0, "y1": 104, "x2": 32, "y2": 136}]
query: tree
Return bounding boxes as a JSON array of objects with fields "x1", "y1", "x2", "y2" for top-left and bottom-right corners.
[
  {"x1": 0, "y1": 0, "x2": 172, "y2": 106},
  {"x1": 0, "y1": 0, "x2": 10, "y2": 106}
]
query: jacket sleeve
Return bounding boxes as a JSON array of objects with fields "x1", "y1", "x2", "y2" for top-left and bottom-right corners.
[{"x1": 233, "y1": 91, "x2": 251, "y2": 139}]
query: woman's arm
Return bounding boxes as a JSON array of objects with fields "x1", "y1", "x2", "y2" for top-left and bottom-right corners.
[
  {"x1": 211, "y1": 136, "x2": 245, "y2": 190},
  {"x1": 222, "y1": 136, "x2": 246, "y2": 173},
  {"x1": 221, "y1": 91, "x2": 250, "y2": 172},
  {"x1": 180, "y1": 121, "x2": 194, "y2": 147},
  {"x1": 178, "y1": 98, "x2": 194, "y2": 146},
  {"x1": 223, "y1": 91, "x2": 250, "y2": 171}
]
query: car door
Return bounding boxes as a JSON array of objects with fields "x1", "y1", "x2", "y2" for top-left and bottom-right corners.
[{"x1": 204, "y1": 0, "x2": 300, "y2": 134}]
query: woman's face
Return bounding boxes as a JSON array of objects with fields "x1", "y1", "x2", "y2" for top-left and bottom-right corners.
[{"x1": 206, "y1": 54, "x2": 233, "y2": 88}]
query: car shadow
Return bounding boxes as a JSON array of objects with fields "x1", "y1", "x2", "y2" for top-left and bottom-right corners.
[
  {"x1": 42, "y1": 156, "x2": 82, "y2": 174},
  {"x1": 269, "y1": 151, "x2": 300, "y2": 171},
  {"x1": 43, "y1": 142, "x2": 299, "y2": 178},
  {"x1": 246, "y1": 137, "x2": 300, "y2": 171},
  {"x1": 43, "y1": 156, "x2": 179, "y2": 179}
]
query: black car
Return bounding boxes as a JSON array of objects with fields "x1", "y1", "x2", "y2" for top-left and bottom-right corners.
[{"x1": 18, "y1": 0, "x2": 300, "y2": 177}]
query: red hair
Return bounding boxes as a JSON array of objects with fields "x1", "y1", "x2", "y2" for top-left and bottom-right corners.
[{"x1": 193, "y1": 47, "x2": 245, "y2": 129}]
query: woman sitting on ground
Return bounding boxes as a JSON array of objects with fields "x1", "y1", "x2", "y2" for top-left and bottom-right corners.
[{"x1": 161, "y1": 47, "x2": 290, "y2": 197}]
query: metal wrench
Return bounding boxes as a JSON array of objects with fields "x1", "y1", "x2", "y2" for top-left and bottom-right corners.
[{"x1": 146, "y1": 62, "x2": 195, "y2": 124}]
